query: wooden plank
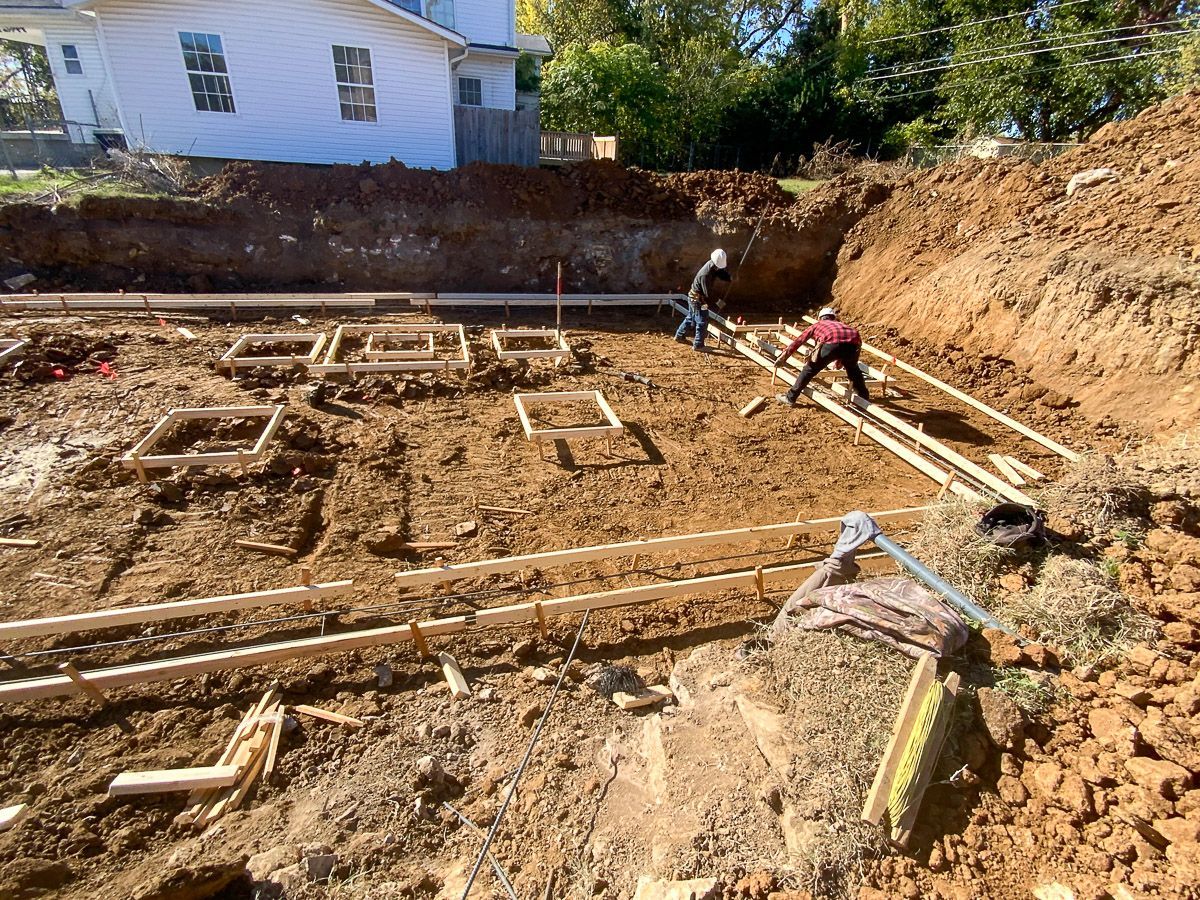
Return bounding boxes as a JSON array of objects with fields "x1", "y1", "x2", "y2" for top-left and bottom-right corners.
[
  {"x1": 0, "y1": 554, "x2": 894, "y2": 703},
  {"x1": 1005, "y1": 456, "x2": 1046, "y2": 481},
  {"x1": 58, "y1": 661, "x2": 112, "y2": 708},
  {"x1": 890, "y1": 671, "x2": 961, "y2": 848},
  {"x1": 437, "y1": 652, "x2": 472, "y2": 700},
  {"x1": 177, "y1": 327, "x2": 197, "y2": 341},
  {"x1": 108, "y1": 765, "x2": 240, "y2": 796},
  {"x1": 0, "y1": 538, "x2": 39, "y2": 548},
  {"x1": 988, "y1": 454, "x2": 1027, "y2": 486},
  {"x1": 861, "y1": 653, "x2": 938, "y2": 826},
  {"x1": 739, "y1": 396, "x2": 767, "y2": 418},
  {"x1": 0, "y1": 803, "x2": 30, "y2": 833},
  {"x1": 263, "y1": 711, "x2": 285, "y2": 776},
  {"x1": 798, "y1": 315, "x2": 1080, "y2": 462},
  {"x1": 292, "y1": 705, "x2": 365, "y2": 728},
  {"x1": 234, "y1": 540, "x2": 297, "y2": 559},
  {"x1": 396, "y1": 541, "x2": 458, "y2": 551},
  {"x1": 476, "y1": 505, "x2": 533, "y2": 516},
  {"x1": 435, "y1": 293, "x2": 681, "y2": 302},
  {"x1": 0, "y1": 581, "x2": 353, "y2": 641},
  {"x1": 393, "y1": 507, "x2": 926, "y2": 590},
  {"x1": 613, "y1": 685, "x2": 673, "y2": 710}
]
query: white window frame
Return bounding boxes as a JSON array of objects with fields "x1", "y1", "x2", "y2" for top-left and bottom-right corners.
[
  {"x1": 61, "y1": 44, "x2": 83, "y2": 76},
  {"x1": 331, "y1": 44, "x2": 379, "y2": 124},
  {"x1": 178, "y1": 30, "x2": 237, "y2": 115},
  {"x1": 457, "y1": 75, "x2": 483, "y2": 107}
]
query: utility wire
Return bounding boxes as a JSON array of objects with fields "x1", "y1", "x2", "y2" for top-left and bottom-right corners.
[
  {"x1": 868, "y1": 16, "x2": 1198, "y2": 75},
  {"x1": 863, "y1": 27, "x2": 1194, "y2": 80},
  {"x1": 877, "y1": 45, "x2": 1185, "y2": 100},
  {"x1": 864, "y1": 0, "x2": 1094, "y2": 45},
  {"x1": 460, "y1": 608, "x2": 591, "y2": 900}
]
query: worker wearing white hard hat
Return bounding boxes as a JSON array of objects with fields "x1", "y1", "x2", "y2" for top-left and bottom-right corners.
[{"x1": 674, "y1": 249, "x2": 731, "y2": 351}]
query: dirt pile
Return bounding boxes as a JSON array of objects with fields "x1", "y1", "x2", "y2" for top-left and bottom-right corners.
[{"x1": 830, "y1": 88, "x2": 1200, "y2": 433}]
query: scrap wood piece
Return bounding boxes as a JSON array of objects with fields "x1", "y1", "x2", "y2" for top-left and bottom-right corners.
[
  {"x1": 108, "y1": 765, "x2": 241, "y2": 796},
  {"x1": 988, "y1": 453, "x2": 1027, "y2": 486},
  {"x1": 177, "y1": 327, "x2": 197, "y2": 341},
  {"x1": 475, "y1": 504, "x2": 534, "y2": 516},
  {"x1": 613, "y1": 685, "x2": 673, "y2": 710},
  {"x1": 292, "y1": 704, "x2": 364, "y2": 728},
  {"x1": 0, "y1": 803, "x2": 30, "y2": 833},
  {"x1": 399, "y1": 541, "x2": 458, "y2": 551},
  {"x1": 889, "y1": 671, "x2": 961, "y2": 848},
  {"x1": 437, "y1": 652, "x2": 472, "y2": 700},
  {"x1": 0, "y1": 538, "x2": 39, "y2": 548},
  {"x1": 739, "y1": 396, "x2": 767, "y2": 418},
  {"x1": 862, "y1": 653, "x2": 937, "y2": 826},
  {"x1": 1005, "y1": 456, "x2": 1046, "y2": 481},
  {"x1": 234, "y1": 539, "x2": 298, "y2": 558},
  {"x1": 263, "y1": 710, "x2": 286, "y2": 775}
]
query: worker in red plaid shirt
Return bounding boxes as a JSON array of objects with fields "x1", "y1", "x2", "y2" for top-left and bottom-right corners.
[{"x1": 774, "y1": 307, "x2": 871, "y2": 406}]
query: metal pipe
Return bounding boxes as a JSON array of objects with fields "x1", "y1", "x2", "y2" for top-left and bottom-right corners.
[{"x1": 872, "y1": 532, "x2": 1020, "y2": 638}]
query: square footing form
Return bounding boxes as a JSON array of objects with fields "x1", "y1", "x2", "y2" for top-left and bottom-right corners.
[
  {"x1": 364, "y1": 332, "x2": 437, "y2": 361},
  {"x1": 513, "y1": 390, "x2": 624, "y2": 458},
  {"x1": 217, "y1": 333, "x2": 328, "y2": 372},
  {"x1": 307, "y1": 323, "x2": 470, "y2": 376},
  {"x1": 121, "y1": 405, "x2": 287, "y2": 484},
  {"x1": 491, "y1": 327, "x2": 571, "y2": 361}
]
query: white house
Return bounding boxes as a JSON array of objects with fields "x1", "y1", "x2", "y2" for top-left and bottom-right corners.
[{"x1": 0, "y1": 0, "x2": 548, "y2": 167}]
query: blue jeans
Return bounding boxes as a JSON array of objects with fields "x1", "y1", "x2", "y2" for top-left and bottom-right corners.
[{"x1": 675, "y1": 298, "x2": 708, "y2": 348}]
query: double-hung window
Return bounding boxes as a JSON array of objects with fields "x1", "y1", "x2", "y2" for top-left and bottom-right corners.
[
  {"x1": 179, "y1": 32, "x2": 235, "y2": 113},
  {"x1": 61, "y1": 45, "x2": 83, "y2": 75},
  {"x1": 333, "y1": 45, "x2": 377, "y2": 122},
  {"x1": 457, "y1": 76, "x2": 482, "y2": 107}
]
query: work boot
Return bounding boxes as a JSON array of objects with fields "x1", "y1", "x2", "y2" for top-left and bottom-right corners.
[
  {"x1": 775, "y1": 393, "x2": 795, "y2": 406},
  {"x1": 692, "y1": 345, "x2": 707, "y2": 353},
  {"x1": 673, "y1": 335, "x2": 687, "y2": 344}
]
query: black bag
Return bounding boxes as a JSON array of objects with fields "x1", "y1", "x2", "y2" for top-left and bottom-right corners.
[{"x1": 974, "y1": 503, "x2": 1048, "y2": 550}]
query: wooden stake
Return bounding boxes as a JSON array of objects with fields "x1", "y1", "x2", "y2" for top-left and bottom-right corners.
[
  {"x1": 534, "y1": 601, "x2": 549, "y2": 639},
  {"x1": 854, "y1": 418, "x2": 864, "y2": 445},
  {"x1": 58, "y1": 661, "x2": 111, "y2": 708},
  {"x1": 299, "y1": 566, "x2": 312, "y2": 586},
  {"x1": 754, "y1": 565, "x2": 765, "y2": 601},
  {"x1": 434, "y1": 556, "x2": 453, "y2": 595},
  {"x1": 131, "y1": 452, "x2": 148, "y2": 485},
  {"x1": 409, "y1": 621, "x2": 431, "y2": 658},
  {"x1": 937, "y1": 472, "x2": 955, "y2": 500}
]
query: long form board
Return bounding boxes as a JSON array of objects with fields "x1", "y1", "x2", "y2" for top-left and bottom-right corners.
[
  {"x1": 491, "y1": 327, "x2": 571, "y2": 361},
  {"x1": 0, "y1": 553, "x2": 899, "y2": 703},
  {"x1": 364, "y1": 332, "x2": 437, "y2": 361},
  {"x1": 0, "y1": 339, "x2": 26, "y2": 365},
  {"x1": 0, "y1": 296, "x2": 380, "y2": 312},
  {"x1": 217, "y1": 333, "x2": 328, "y2": 372},
  {"x1": 120, "y1": 405, "x2": 287, "y2": 483},
  {"x1": 307, "y1": 322, "x2": 470, "y2": 376},
  {"x1": 513, "y1": 390, "x2": 624, "y2": 458}
]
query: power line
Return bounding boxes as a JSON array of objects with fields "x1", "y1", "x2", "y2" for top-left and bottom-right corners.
[
  {"x1": 868, "y1": 16, "x2": 1198, "y2": 75},
  {"x1": 864, "y1": 0, "x2": 1094, "y2": 45},
  {"x1": 863, "y1": 28, "x2": 1195, "y2": 81},
  {"x1": 875, "y1": 45, "x2": 1185, "y2": 101}
]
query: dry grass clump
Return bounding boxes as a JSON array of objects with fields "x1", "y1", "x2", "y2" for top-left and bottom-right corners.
[
  {"x1": 1038, "y1": 452, "x2": 1152, "y2": 535},
  {"x1": 1003, "y1": 556, "x2": 1158, "y2": 664},
  {"x1": 907, "y1": 500, "x2": 1014, "y2": 608},
  {"x1": 763, "y1": 629, "x2": 912, "y2": 899}
]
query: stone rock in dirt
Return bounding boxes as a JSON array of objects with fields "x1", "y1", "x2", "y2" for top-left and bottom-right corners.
[
  {"x1": 453, "y1": 519, "x2": 478, "y2": 538},
  {"x1": 303, "y1": 853, "x2": 338, "y2": 882},
  {"x1": 528, "y1": 666, "x2": 555, "y2": 684},
  {"x1": 1126, "y1": 645, "x2": 1159, "y2": 673},
  {"x1": 512, "y1": 638, "x2": 536, "y2": 659},
  {"x1": 1065, "y1": 167, "x2": 1118, "y2": 196},
  {"x1": 980, "y1": 629, "x2": 1024, "y2": 667},
  {"x1": 132, "y1": 857, "x2": 250, "y2": 900},
  {"x1": 1169, "y1": 563, "x2": 1200, "y2": 592},
  {"x1": 1153, "y1": 816, "x2": 1200, "y2": 845},
  {"x1": 1088, "y1": 707, "x2": 1136, "y2": 751},
  {"x1": 633, "y1": 876, "x2": 720, "y2": 900},
  {"x1": 976, "y1": 687, "x2": 1025, "y2": 749},
  {"x1": 997, "y1": 774, "x2": 1030, "y2": 806},
  {"x1": 3, "y1": 272, "x2": 36, "y2": 291},
  {"x1": 374, "y1": 663, "x2": 394, "y2": 688},
  {"x1": 363, "y1": 525, "x2": 408, "y2": 554},
  {"x1": 266, "y1": 864, "x2": 306, "y2": 894},
  {"x1": 1138, "y1": 711, "x2": 1200, "y2": 771},
  {"x1": 0, "y1": 858, "x2": 73, "y2": 899},
  {"x1": 1125, "y1": 757, "x2": 1191, "y2": 799},
  {"x1": 247, "y1": 845, "x2": 299, "y2": 881},
  {"x1": 415, "y1": 755, "x2": 444, "y2": 783},
  {"x1": 519, "y1": 701, "x2": 541, "y2": 727}
]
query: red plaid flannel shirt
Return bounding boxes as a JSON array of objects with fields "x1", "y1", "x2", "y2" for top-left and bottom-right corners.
[{"x1": 779, "y1": 319, "x2": 861, "y2": 364}]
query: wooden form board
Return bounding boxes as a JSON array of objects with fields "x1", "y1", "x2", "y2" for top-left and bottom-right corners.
[
  {"x1": 513, "y1": 390, "x2": 624, "y2": 443},
  {"x1": 293, "y1": 704, "x2": 365, "y2": 728},
  {"x1": 891, "y1": 671, "x2": 961, "y2": 848},
  {"x1": 0, "y1": 581, "x2": 353, "y2": 643},
  {"x1": 364, "y1": 332, "x2": 437, "y2": 361},
  {"x1": 491, "y1": 327, "x2": 571, "y2": 361},
  {"x1": 988, "y1": 454, "x2": 1026, "y2": 486},
  {"x1": 217, "y1": 333, "x2": 328, "y2": 371},
  {"x1": 862, "y1": 653, "x2": 937, "y2": 825},
  {"x1": 394, "y1": 506, "x2": 927, "y2": 589},
  {"x1": 1005, "y1": 456, "x2": 1045, "y2": 481},
  {"x1": 0, "y1": 339, "x2": 27, "y2": 365},
  {"x1": 798, "y1": 315, "x2": 1080, "y2": 462},
  {"x1": 0, "y1": 297, "x2": 378, "y2": 312},
  {"x1": 120, "y1": 405, "x2": 286, "y2": 479},
  {"x1": 307, "y1": 322, "x2": 470, "y2": 375},
  {"x1": 0, "y1": 554, "x2": 898, "y2": 703},
  {"x1": 108, "y1": 765, "x2": 240, "y2": 796}
]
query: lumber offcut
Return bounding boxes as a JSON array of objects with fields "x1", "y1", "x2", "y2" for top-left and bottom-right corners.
[
  {"x1": 293, "y1": 705, "x2": 365, "y2": 728},
  {"x1": 437, "y1": 652, "x2": 472, "y2": 700},
  {"x1": 108, "y1": 765, "x2": 240, "y2": 796},
  {"x1": 739, "y1": 396, "x2": 767, "y2": 418}
]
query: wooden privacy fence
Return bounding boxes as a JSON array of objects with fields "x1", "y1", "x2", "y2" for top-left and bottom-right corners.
[
  {"x1": 540, "y1": 132, "x2": 619, "y2": 164},
  {"x1": 454, "y1": 106, "x2": 539, "y2": 167}
]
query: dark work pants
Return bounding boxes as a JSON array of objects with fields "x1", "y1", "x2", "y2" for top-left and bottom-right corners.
[
  {"x1": 786, "y1": 342, "x2": 871, "y2": 403},
  {"x1": 675, "y1": 297, "x2": 708, "y2": 348}
]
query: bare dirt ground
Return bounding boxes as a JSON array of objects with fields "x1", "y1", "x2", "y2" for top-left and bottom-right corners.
[{"x1": 0, "y1": 304, "x2": 1132, "y2": 900}]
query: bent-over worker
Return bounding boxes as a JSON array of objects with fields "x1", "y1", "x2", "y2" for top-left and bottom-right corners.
[
  {"x1": 674, "y1": 249, "x2": 731, "y2": 351},
  {"x1": 774, "y1": 307, "x2": 871, "y2": 406}
]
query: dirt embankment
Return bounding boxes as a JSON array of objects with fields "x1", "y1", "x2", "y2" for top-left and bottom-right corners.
[
  {"x1": 0, "y1": 161, "x2": 889, "y2": 304},
  {"x1": 830, "y1": 89, "x2": 1200, "y2": 434}
]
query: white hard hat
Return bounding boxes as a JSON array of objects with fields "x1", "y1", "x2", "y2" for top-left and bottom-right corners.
[
  {"x1": 818, "y1": 307, "x2": 837, "y2": 319},
  {"x1": 711, "y1": 249, "x2": 728, "y2": 269}
]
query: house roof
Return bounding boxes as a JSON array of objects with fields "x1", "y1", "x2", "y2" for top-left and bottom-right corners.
[
  {"x1": 61, "y1": 0, "x2": 467, "y2": 46},
  {"x1": 516, "y1": 33, "x2": 551, "y2": 55}
]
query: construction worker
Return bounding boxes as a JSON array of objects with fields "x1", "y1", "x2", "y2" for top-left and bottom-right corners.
[
  {"x1": 774, "y1": 307, "x2": 871, "y2": 406},
  {"x1": 674, "y1": 249, "x2": 731, "y2": 351}
]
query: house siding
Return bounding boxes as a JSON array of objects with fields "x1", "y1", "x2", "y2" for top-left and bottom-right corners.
[
  {"x1": 93, "y1": 0, "x2": 456, "y2": 167},
  {"x1": 453, "y1": 55, "x2": 514, "y2": 110},
  {"x1": 454, "y1": 0, "x2": 512, "y2": 48},
  {"x1": 41, "y1": 19, "x2": 123, "y2": 142}
]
